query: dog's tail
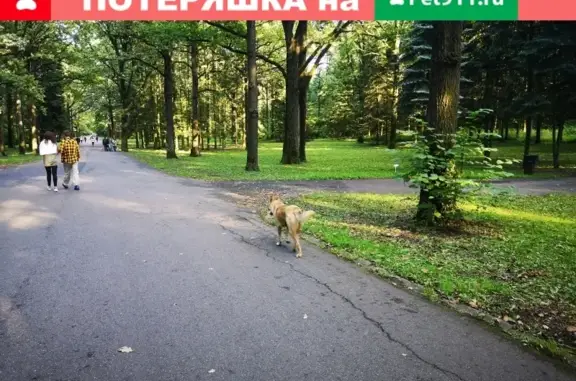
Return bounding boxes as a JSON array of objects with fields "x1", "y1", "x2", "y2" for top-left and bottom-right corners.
[{"x1": 298, "y1": 210, "x2": 316, "y2": 224}]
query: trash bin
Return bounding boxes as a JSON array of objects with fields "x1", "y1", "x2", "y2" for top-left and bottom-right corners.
[{"x1": 523, "y1": 154, "x2": 539, "y2": 175}]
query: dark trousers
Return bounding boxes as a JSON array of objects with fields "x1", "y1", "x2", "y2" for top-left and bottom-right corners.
[{"x1": 45, "y1": 166, "x2": 58, "y2": 187}]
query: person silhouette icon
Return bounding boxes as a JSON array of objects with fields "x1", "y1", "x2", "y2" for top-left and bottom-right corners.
[{"x1": 16, "y1": 0, "x2": 37, "y2": 11}]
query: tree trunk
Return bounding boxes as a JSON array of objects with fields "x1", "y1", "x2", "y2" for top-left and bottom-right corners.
[
  {"x1": 107, "y1": 94, "x2": 116, "y2": 138},
  {"x1": 524, "y1": 116, "x2": 533, "y2": 157},
  {"x1": 297, "y1": 21, "x2": 309, "y2": 162},
  {"x1": 244, "y1": 77, "x2": 249, "y2": 151},
  {"x1": 534, "y1": 114, "x2": 542, "y2": 144},
  {"x1": 523, "y1": 26, "x2": 535, "y2": 158},
  {"x1": 0, "y1": 88, "x2": 5, "y2": 156},
  {"x1": 6, "y1": 90, "x2": 14, "y2": 148},
  {"x1": 298, "y1": 75, "x2": 311, "y2": 162},
  {"x1": 231, "y1": 92, "x2": 238, "y2": 146},
  {"x1": 552, "y1": 118, "x2": 564, "y2": 169},
  {"x1": 245, "y1": 21, "x2": 260, "y2": 171},
  {"x1": 482, "y1": 71, "x2": 496, "y2": 157},
  {"x1": 281, "y1": 21, "x2": 302, "y2": 164},
  {"x1": 417, "y1": 21, "x2": 463, "y2": 223},
  {"x1": 189, "y1": 42, "x2": 201, "y2": 157},
  {"x1": 29, "y1": 103, "x2": 38, "y2": 154},
  {"x1": 162, "y1": 50, "x2": 177, "y2": 159},
  {"x1": 16, "y1": 95, "x2": 26, "y2": 155},
  {"x1": 388, "y1": 22, "x2": 402, "y2": 150},
  {"x1": 121, "y1": 112, "x2": 129, "y2": 152}
]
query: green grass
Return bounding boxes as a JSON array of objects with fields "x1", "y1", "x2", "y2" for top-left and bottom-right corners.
[
  {"x1": 290, "y1": 192, "x2": 576, "y2": 357},
  {"x1": 0, "y1": 148, "x2": 41, "y2": 168},
  {"x1": 128, "y1": 140, "x2": 412, "y2": 181},
  {"x1": 127, "y1": 137, "x2": 576, "y2": 182},
  {"x1": 474, "y1": 139, "x2": 576, "y2": 179}
]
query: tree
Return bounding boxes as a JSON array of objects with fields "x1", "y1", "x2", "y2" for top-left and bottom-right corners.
[
  {"x1": 245, "y1": 21, "x2": 259, "y2": 171},
  {"x1": 189, "y1": 41, "x2": 201, "y2": 157},
  {"x1": 416, "y1": 21, "x2": 463, "y2": 223}
]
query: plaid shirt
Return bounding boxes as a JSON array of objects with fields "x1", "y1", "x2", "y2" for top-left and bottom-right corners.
[{"x1": 60, "y1": 138, "x2": 80, "y2": 164}]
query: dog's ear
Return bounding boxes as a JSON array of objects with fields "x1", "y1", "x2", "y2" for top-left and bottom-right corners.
[{"x1": 269, "y1": 193, "x2": 279, "y2": 202}]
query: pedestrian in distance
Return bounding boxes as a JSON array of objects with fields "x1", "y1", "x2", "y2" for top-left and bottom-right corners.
[
  {"x1": 60, "y1": 130, "x2": 81, "y2": 191},
  {"x1": 39, "y1": 131, "x2": 59, "y2": 192}
]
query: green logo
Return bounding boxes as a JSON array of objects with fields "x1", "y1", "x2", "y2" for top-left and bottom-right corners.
[{"x1": 376, "y1": 0, "x2": 518, "y2": 20}]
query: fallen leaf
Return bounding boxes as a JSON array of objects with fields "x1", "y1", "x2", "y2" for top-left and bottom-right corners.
[
  {"x1": 421, "y1": 268, "x2": 429, "y2": 273},
  {"x1": 542, "y1": 324, "x2": 550, "y2": 330},
  {"x1": 208, "y1": 369, "x2": 215, "y2": 374},
  {"x1": 118, "y1": 346, "x2": 133, "y2": 353},
  {"x1": 503, "y1": 315, "x2": 515, "y2": 323},
  {"x1": 567, "y1": 326, "x2": 576, "y2": 333},
  {"x1": 402, "y1": 353, "x2": 407, "y2": 357},
  {"x1": 303, "y1": 314, "x2": 308, "y2": 319},
  {"x1": 468, "y1": 299, "x2": 479, "y2": 309},
  {"x1": 209, "y1": 268, "x2": 214, "y2": 270}
]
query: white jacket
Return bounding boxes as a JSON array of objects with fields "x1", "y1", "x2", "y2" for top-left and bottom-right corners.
[{"x1": 39, "y1": 140, "x2": 58, "y2": 156}]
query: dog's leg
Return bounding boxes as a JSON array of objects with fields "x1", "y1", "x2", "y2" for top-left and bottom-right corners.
[
  {"x1": 294, "y1": 233, "x2": 303, "y2": 258},
  {"x1": 288, "y1": 229, "x2": 298, "y2": 254},
  {"x1": 276, "y1": 226, "x2": 282, "y2": 246}
]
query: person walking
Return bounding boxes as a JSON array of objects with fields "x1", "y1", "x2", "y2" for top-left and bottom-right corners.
[
  {"x1": 39, "y1": 131, "x2": 59, "y2": 192},
  {"x1": 60, "y1": 130, "x2": 81, "y2": 191}
]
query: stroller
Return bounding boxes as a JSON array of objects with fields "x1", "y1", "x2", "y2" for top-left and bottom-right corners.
[{"x1": 105, "y1": 138, "x2": 117, "y2": 152}]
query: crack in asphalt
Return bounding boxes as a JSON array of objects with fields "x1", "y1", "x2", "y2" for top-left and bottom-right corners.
[{"x1": 218, "y1": 221, "x2": 467, "y2": 381}]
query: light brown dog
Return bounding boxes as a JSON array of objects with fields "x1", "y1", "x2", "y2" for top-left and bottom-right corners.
[{"x1": 268, "y1": 194, "x2": 315, "y2": 258}]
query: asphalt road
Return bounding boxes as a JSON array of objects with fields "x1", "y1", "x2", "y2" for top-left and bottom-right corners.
[{"x1": 1, "y1": 145, "x2": 575, "y2": 381}]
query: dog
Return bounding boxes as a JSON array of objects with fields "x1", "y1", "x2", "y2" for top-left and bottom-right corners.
[{"x1": 268, "y1": 194, "x2": 315, "y2": 258}]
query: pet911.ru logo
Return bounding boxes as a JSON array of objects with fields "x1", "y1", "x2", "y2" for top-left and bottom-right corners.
[{"x1": 389, "y1": 0, "x2": 504, "y2": 5}]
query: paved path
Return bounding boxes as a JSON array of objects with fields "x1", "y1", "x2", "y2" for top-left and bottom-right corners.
[
  {"x1": 215, "y1": 176, "x2": 576, "y2": 199},
  {"x1": 1, "y1": 146, "x2": 575, "y2": 381}
]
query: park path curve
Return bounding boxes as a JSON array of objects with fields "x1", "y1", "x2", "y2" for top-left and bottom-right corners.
[
  {"x1": 0, "y1": 145, "x2": 575, "y2": 381},
  {"x1": 214, "y1": 176, "x2": 576, "y2": 200}
]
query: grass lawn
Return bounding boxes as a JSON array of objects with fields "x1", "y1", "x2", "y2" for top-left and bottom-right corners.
[
  {"x1": 0, "y1": 148, "x2": 41, "y2": 168},
  {"x1": 129, "y1": 140, "x2": 412, "y2": 181},
  {"x1": 289, "y1": 192, "x2": 576, "y2": 358},
  {"x1": 476, "y1": 139, "x2": 576, "y2": 179},
  {"x1": 127, "y1": 137, "x2": 576, "y2": 182}
]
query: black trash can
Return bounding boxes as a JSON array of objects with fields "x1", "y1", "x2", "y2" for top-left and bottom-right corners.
[{"x1": 523, "y1": 154, "x2": 539, "y2": 175}]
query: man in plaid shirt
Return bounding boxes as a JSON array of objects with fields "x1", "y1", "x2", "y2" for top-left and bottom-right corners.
[{"x1": 60, "y1": 130, "x2": 81, "y2": 191}]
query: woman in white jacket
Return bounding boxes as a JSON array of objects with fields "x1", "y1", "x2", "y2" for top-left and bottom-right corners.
[{"x1": 39, "y1": 131, "x2": 59, "y2": 192}]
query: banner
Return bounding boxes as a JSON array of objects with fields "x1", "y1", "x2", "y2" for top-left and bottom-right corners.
[{"x1": 0, "y1": 0, "x2": 575, "y2": 20}]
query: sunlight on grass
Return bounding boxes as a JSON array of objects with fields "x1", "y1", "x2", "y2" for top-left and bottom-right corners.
[
  {"x1": 128, "y1": 138, "x2": 576, "y2": 181},
  {"x1": 460, "y1": 203, "x2": 576, "y2": 225},
  {"x1": 291, "y1": 192, "x2": 576, "y2": 353},
  {"x1": 128, "y1": 140, "x2": 412, "y2": 181}
]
